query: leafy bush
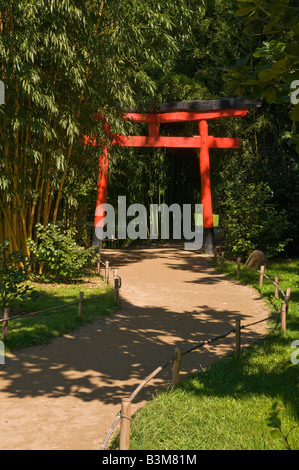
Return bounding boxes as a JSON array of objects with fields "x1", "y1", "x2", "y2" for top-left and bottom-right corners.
[
  {"x1": 220, "y1": 182, "x2": 292, "y2": 260},
  {"x1": 27, "y1": 224, "x2": 96, "y2": 282},
  {"x1": 0, "y1": 238, "x2": 33, "y2": 310},
  {"x1": 265, "y1": 402, "x2": 296, "y2": 451}
]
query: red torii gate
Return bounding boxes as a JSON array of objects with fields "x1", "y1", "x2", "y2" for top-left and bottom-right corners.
[{"x1": 87, "y1": 97, "x2": 262, "y2": 254}]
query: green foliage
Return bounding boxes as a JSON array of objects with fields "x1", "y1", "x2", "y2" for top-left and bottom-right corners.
[
  {"x1": 265, "y1": 402, "x2": 296, "y2": 450},
  {"x1": 104, "y1": 0, "x2": 299, "y2": 259},
  {"x1": 0, "y1": 238, "x2": 32, "y2": 309},
  {"x1": 225, "y1": 0, "x2": 299, "y2": 102},
  {"x1": 0, "y1": 0, "x2": 195, "y2": 252},
  {"x1": 223, "y1": 0, "x2": 299, "y2": 151},
  {"x1": 27, "y1": 223, "x2": 96, "y2": 282},
  {"x1": 220, "y1": 183, "x2": 292, "y2": 259},
  {"x1": 1, "y1": 0, "x2": 297, "y2": 261}
]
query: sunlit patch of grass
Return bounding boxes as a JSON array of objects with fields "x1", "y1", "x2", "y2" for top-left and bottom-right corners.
[{"x1": 2, "y1": 275, "x2": 119, "y2": 350}]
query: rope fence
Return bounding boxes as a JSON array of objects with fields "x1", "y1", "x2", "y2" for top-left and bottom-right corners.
[
  {"x1": 0, "y1": 256, "x2": 121, "y2": 341},
  {"x1": 215, "y1": 250, "x2": 290, "y2": 302},
  {"x1": 100, "y1": 252, "x2": 292, "y2": 451}
]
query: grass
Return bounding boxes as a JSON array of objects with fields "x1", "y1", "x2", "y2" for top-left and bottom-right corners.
[
  {"x1": 1, "y1": 273, "x2": 119, "y2": 351},
  {"x1": 215, "y1": 256, "x2": 299, "y2": 314},
  {"x1": 110, "y1": 257, "x2": 299, "y2": 450}
]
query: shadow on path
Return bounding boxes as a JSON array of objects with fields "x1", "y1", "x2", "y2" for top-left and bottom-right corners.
[{"x1": 0, "y1": 244, "x2": 270, "y2": 449}]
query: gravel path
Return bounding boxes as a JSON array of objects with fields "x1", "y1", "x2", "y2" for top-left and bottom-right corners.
[{"x1": 0, "y1": 245, "x2": 269, "y2": 450}]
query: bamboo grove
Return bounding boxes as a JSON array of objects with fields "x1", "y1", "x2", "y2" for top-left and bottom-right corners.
[{"x1": 0, "y1": 0, "x2": 193, "y2": 254}]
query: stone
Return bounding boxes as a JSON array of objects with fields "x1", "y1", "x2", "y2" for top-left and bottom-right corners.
[{"x1": 245, "y1": 250, "x2": 268, "y2": 269}]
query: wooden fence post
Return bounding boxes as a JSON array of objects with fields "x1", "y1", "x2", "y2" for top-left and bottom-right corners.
[
  {"x1": 1, "y1": 308, "x2": 10, "y2": 340},
  {"x1": 274, "y1": 275, "x2": 279, "y2": 299},
  {"x1": 97, "y1": 258, "x2": 101, "y2": 275},
  {"x1": 259, "y1": 265, "x2": 265, "y2": 285},
  {"x1": 119, "y1": 398, "x2": 131, "y2": 450},
  {"x1": 237, "y1": 257, "x2": 241, "y2": 278},
  {"x1": 114, "y1": 269, "x2": 119, "y2": 303},
  {"x1": 221, "y1": 251, "x2": 224, "y2": 270},
  {"x1": 281, "y1": 303, "x2": 286, "y2": 332},
  {"x1": 78, "y1": 292, "x2": 84, "y2": 318},
  {"x1": 105, "y1": 261, "x2": 109, "y2": 283},
  {"x1": 235, "y1": 319, "x2": 241, "y2": 358},
  {"x1": 171, "y1": 348, "x2": 182, "y2": 389},
  {"x1": 285, "y1": 287, "x2": 291, "y2": 312}
]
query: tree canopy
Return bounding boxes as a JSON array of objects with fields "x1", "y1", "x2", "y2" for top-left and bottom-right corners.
[{"x1": 224, "y1": 0, "x2": 299, "y2": 151}]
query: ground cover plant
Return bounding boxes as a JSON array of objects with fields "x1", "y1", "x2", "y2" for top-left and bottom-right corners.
[{"x1": 110, "y1": 258, "x2": 299, "y2": 450}]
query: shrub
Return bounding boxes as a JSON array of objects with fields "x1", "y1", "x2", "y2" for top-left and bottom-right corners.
[
  {"x1": 220, "y1": 182, "x2": 292, "y2": 260},
  {"x1": 27, "y1": 224, "x2": 96, "y2": 282}
]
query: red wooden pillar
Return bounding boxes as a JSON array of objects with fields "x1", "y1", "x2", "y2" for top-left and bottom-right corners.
[
  {"x1": 93, "y1": 145, "x2": 108, "y2": 246},
  {"x1": 199, "y1": 120, "x2": 214, "y2": 255}
]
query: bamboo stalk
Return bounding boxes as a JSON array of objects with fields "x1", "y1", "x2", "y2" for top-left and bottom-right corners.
[
  {"x1": 0, "y1": 199, "x2": 19, "y2": 251},
  {"x1": 35, "y1": 155, "x2": 47, "y2": 236},
  {"x1": 43, "y1": 180, "x2": 51, "y2": 226},
  {"x1": 28, "y1": 136, "x2": 48, "y2": 239},
  {"x1": 52, "y1": 143, "x2": 73, "y2": 224},
  {"x1": 15, "y1": 193, "x2": 29, "y2": 256},
  {"x1": 12, "y1": 85, "x2": 20, "y2": 251}
]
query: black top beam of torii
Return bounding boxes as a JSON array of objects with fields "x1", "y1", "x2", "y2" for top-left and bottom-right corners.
[{"x1": 126, "y1": 96, "x2": 263, "y2": 115}]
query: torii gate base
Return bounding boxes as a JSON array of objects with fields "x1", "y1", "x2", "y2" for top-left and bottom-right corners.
[{"x1": 88, "y1": 98, "x2": 262, "y2": 255}]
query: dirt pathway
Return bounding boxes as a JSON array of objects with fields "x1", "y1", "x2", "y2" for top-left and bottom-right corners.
[{"x1": 0, "y1": 245, "x2": 270, "y2": 450}]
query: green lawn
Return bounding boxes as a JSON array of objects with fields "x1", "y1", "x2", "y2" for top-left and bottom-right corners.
[
  {"x1": 111, "y1": 258, "x2": 299, "y2": 450},
  {"x1": 1, "y1": 274, "x2": 118, "y2": 351}
]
